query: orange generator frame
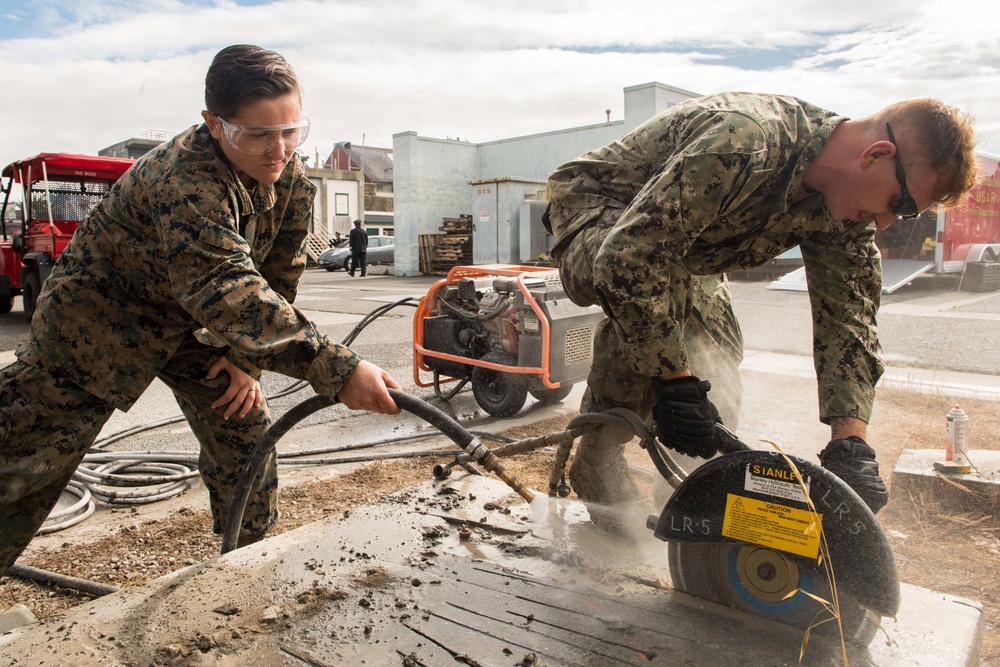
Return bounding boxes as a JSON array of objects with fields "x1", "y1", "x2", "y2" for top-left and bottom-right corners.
[{"x1": 413, "y1": 264, "x2": 604, "y2": 417}]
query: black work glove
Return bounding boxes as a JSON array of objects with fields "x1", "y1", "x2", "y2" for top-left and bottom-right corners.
[
  {"x1": 651, "y1": 376, "x2": 721, "y2": 459},
  {"x1": 818, "y1": 436, "x2": 889, "y2": 514}
]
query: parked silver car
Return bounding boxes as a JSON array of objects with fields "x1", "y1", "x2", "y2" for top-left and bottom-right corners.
[{"x1": 317, "y1": 235, "x2": 394, "y2": 271}]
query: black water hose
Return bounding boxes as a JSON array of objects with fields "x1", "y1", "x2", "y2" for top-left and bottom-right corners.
[
  {"x1": 269, "y1": 297, "x2": 419, "y2": 399},
  {"x1": 220, "y1": 389, "x2": 535, "y2": 554},
  {"x1": 221, "y1": 394, "x2": 334, "y2": 553},
  {"x1": 382, "y1": 391, "x2": 536, "y2": 501},
  {"x1": 281, "y1": 448, "x2": 464, "y2": 466},
  {"x1": 543, "y1": 409, "x2": 750, "y2": 495},
  {"x1": 542, "y1": 410, "x2": 667, "y2": 494},
  {"x1": 714, "y1": 423, "x2": 753, "y2": 454}
]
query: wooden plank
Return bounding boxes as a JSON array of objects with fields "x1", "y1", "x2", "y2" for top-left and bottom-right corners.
[{"x1": 418, "y1": 234, "x2": 439, "y2": 275}]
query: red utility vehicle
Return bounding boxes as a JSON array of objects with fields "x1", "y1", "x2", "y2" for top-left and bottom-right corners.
[{"x1": 0, "y1": 153, "x2": 135, "y2": 317}]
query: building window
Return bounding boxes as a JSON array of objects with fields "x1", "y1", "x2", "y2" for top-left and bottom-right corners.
[{"x1": 335, "y1": 193, "x2": 349, "y2": 216}]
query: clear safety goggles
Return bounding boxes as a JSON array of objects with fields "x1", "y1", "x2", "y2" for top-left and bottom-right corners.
[{"x1": 216, "y1": 116, "x2": 311, "y2": 155}]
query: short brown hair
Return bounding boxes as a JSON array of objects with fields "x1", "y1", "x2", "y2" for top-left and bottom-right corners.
[
  {"x1": 876, "y1": 99, "x2": 978, "y2": 207},
  {"x1": 204, "y1": 45, "x2": 301, "y2": 120}
]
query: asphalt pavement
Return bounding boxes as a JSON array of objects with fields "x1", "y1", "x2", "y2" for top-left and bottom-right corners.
[{"x1": 2, "y1": 267, "x2": 998, "y2": 459}]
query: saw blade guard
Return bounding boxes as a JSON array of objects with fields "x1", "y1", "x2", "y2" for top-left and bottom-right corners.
[{"x1": 648, "y1": 449, "x2": 900, "y2": 617}]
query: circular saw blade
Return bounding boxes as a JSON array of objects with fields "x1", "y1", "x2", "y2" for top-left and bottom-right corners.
[{"x1": 668, "y1": 541, "x2": 879, "y2": 645}]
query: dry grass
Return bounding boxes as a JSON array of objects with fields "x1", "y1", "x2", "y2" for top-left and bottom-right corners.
[{"x1": 880, "y1": 488, "x2": 1000, "y2": 664}]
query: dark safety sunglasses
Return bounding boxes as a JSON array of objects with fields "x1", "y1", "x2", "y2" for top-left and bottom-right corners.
[{"x1": 885, "y1": 122, "x2": 920, "y2": 220}]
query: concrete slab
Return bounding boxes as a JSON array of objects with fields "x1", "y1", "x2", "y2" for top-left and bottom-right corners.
[
  {"x1": 0, "y1": 605, "x2": 36, "y2": 635},
  {"x1": 0, "y1": 476, "x2": 983, "y2": 666},
  {"x1": 893, "y1": 449, "x2": 1000, "y2": 511}
]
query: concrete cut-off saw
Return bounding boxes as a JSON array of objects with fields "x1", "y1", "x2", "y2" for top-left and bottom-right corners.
[
  {"x1": 644, "y1": 422, "x2": 899, "y2": 643},
  {"x1": 422, "y1": 405, "x2": 899, "y2": 643}
]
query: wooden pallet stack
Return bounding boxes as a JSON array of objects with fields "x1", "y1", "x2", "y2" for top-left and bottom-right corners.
[{"x1": 419, "y1": 214, "x2": 473, "y2": 275}]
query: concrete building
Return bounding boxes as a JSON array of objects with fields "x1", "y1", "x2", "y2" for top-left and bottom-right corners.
[
  {"x1": 391, "y1": 82, "x2": 699, "y2": 275},
  {"x1": 99, "y1": 131, "x2": 174, "y2": 159}
]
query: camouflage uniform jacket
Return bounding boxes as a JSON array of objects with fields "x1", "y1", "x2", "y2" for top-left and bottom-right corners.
[
  {"x1": 18, "y1": 124, "x2": 360, "y2": 411},
  {"x1": 545, "y1": 92, "x2": 884, "y2": 423}
]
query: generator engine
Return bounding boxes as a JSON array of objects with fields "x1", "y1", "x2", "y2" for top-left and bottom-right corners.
[
  {"x1": 414, "y1": 267, "x2": 605, "y2": 417},
  {"x1": 422, "y1": 276, "x2": 519, "y2": 375}
]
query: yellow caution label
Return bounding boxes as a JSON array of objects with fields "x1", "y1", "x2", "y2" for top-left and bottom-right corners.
[{"x1": 721, "y1": 493, "x2": 822, "y2": 560}]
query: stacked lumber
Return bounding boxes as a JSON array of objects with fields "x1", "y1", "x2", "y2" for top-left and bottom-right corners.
[{"x1": 419, "y1": 214, "x2": 473, "y2": 275}]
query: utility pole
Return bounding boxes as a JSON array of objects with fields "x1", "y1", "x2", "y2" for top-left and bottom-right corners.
[{"x1": 360, "y1": 133, "x2": 366, "y2": 226}]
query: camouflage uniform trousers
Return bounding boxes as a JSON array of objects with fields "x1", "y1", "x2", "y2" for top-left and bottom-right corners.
[
  {"x1": 0, "y1": 341, "x2": 277, "y2": 577},
  {"x1": 556, "y1": 217, "x2": 745, "y2": 510}
]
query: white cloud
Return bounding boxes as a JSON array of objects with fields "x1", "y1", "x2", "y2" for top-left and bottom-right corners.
[{"x1": 0, "y1": 0, "x2": 996, "y2": 173}]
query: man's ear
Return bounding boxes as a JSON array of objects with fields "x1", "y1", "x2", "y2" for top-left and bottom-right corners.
[{"x1": 860, "y1": 140, "x2": 896, "y2": 168}]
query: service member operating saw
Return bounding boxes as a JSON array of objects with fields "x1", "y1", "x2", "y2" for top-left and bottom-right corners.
[{"x1": 542, "y1": 92, "x2": 978, "y2": 522}]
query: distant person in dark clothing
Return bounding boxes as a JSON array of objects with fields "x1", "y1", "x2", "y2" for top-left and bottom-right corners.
[{"x1": 349, "y1": 219, "x2": 367, "y2": 277}]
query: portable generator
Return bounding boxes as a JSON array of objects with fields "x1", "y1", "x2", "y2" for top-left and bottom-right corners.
[{"x1": 413, "y1": 264, "x2": 605, "y2": 417}]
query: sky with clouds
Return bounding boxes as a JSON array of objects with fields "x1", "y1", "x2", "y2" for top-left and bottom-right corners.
[{"x1": 1, "y1": 0, "x2": 997, "y2": 174}]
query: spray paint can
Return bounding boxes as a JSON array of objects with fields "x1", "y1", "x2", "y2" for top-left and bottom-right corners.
[{"x1": 945, "y1": 405, "x2": 970, "y2": 466}]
